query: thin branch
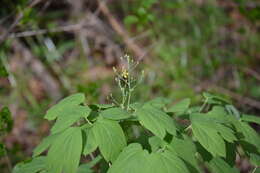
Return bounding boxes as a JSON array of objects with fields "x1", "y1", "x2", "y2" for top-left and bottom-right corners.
[
  {"x1": 8, "y1": 23, "x2": 83, "y2": 38},
  {"x1": 242, "y1": 67, "x2": 260, "y2": 81},
  {"x1": 97, "y1": 0, "x2": 145, "y2": 60}
]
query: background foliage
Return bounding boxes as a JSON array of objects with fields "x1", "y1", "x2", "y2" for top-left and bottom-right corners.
[{"x1": 0, "y1": 0, "x2": 259, "y2": 172}]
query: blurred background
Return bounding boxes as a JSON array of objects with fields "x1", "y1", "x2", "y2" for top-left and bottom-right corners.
[{"x1": 0, "y1": 0, "x2": 259, "y2": 172}]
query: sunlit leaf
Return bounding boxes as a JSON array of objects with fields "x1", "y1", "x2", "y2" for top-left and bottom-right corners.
[
  {"x1": 136, "y1": 105, "x2": 177, "y2": 139},
  {"x1": 241, "y1": 114, "x2": 260, "y2": 125},
  {"x1": 100, "y1": 107, "x2": 132, "y2": 120},
  {"x1": 92, "y1": 118, "x2": 126, "y2": 162},
  {"x1": 82, "y1": 128, "x2": 98, "y2": 156},
  {"x1": 46, "y1": 127, "x2": 82, "y2": 173},
  {"x1": 208, "y1": 157, "x2": 239, "y2": 173},
  {"x1": 45, "y1": 93, "x2": 85, "y2": 120},
  {"x1": 168, "y1": 98, "x2": 190, "y2": 114},
  {"x1": 51, "y1": 105, "x2": 91, "y2": 134},
  {"x1": 13, "y1": 157, "x2": 46, "y2": 173},
  {"x1": 191, "y1": 113, "x2": 226, "y2": 157}
]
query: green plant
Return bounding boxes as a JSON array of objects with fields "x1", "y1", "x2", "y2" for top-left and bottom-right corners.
[
  {"x1": 13, "y1": 56, "x2": 260, "y2": 173},
  {"x1": 0, "y1": 106, "x2": 13, "y2": 172}
]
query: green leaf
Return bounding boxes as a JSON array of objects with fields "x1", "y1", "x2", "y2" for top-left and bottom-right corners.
[
  {"x1": 207, "y1": 157, "x2": 239, "y2": 173},
  {"x1": 241, "y1": 114, "x2": 260, "y2": 125},
  {"x1": 148, "y1": 136, "x2": 166, "y2": 152},
  {"x1": 108, "y1": 143, "x2": 189, "y2": 173},
  {"x1": 191, "y1": 113, "x2": 226, "y2": 157},
  {"x1": 136, "y1": 105, "x2": 177, "y2": 139},
  {"x1": 168, "y1": 98, "x2": 190, "y2": 114},
  {"x1": 215, "y1": 124, "x2": 237, "y2": 142},
  {"x1": 225, "y1": 142, "x2": 237, "y2": 166},
  {"x1": 239, "y1": 122, "x2": 260, "y2": 153},
  {"x1": 225, "y1": 105, "x2": 240, "y2": 119},
  {"x1": 13, "y1": 156, "x2": 46, "y2": 173},
  {"x1": 82, "y1": 128, "x2": 98, "y2": 156},
  {"x1": 124, "y1": 15, "x2": 139, "y2": 26},
  {"x1": 51, "y1": 105, "x2": 91, "y2": 134},
  {"x1": 253, "y1": 167, "x2": 260, "y2": 173},
  {"x1": 46, "y1": 127, "x2": 82, "y2": 173},
  {"x1": 33, "y1": 133, "x2": 59, "y2": 157},
  {"x1": 207, "y1": 106, "x2": 231, "y2": 123},
  {"x1": 77, "y1": 164, "x2": 93, "y2": 173},
  {"x1": 130, "y1": 102, "x2": 143, "y2": 110},
  {"x1": 0, "y1": 106, "x2": 13, "y2": 132},
  {"x1": 92, "y1": 118, "x2": 126, "y2": 162},
  {"x1": 45, "y1": 93, "x2": 85, "y2": 120},
  {"x1": 169, "y1": 137, "x2": 201, "y2": 173},
  {"x1": 108, "y1": 143, "x2": 149, "y2": 173},
  {"x1": 148, "y1": 151, "x2": 190, "y2": 173},
  {"x1": 100, "y1": 107, "x2": 132, "y2": 120},
  {"x1": 203, "y1": 92, "x2": 230, "y2": 105},
  {"x1": 249, "y1": 153, "x2": 260, "y2": 166},
  {"x1": 77, "y1": 155, "x2": 102, "y2": 173},
  {"x1": 92, "y1": 104, "x2": 114, "y2": 109},
  {"x1": 195, "y1": 142, "x2": 212, "y2": 162},
  {"x1": 0, "y1": 59, "x2": 8, "y2": 77},
  {"x1": 0, "y1": 143, "x2": 5, "y2": 157},
  {"x1": 145, "y1": 97, "x2": 170, "y2": 109}
]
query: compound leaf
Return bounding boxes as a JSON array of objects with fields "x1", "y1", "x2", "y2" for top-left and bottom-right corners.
[
  {"x1": 239, "y1": 122, "x2": 260, "y2": 153},
  {"x1": 148, "y1": 151, "x2": 189, "y2": 173},
  {"x1": 77, "y1": 155, "x2": 102, "y2": 173},
  {"x1": 148, "y1": 136, "x2": 166, "y2": 152},
  {"x1": 82, "y1": 128, "x2": 98, "y2": 156},
  {"x1": 108, "y1": 143, "x2": 189, "y2": 173},
  {"x1": 168, "y1": 98, "x2": 190, "y2": 114},
  {"x1": 51, "y1": 105, "x2": 91, "y2": 134},
  {"x1": 191, "y1": 113, "x2": 226, "y2": 157},
  {"x1": 208, "y1": 157, "x2": 239, "y2": 173},
  {"x1": 215, "y1": 124, "x2": 237, "y2": 143},
  {"x1": 45, "y1": 93, "x2": 85, "y2": 120},
  {"x1": 249, "y1": 153, "x2": 260, "y2": 166},
  {"x1": 108, "y1": 143, "x2": 150, "y2": 173},
  {"x1": 136, "y1": 105, "x2": 177, "y2": 139},
  {"x1": 33, "y1": 133, "x2": 59, "y2": 157},
  {"x1": 46, "y1": 127, "x2": 82, "y2": 173},
  {"x1": 145, "y1": 97, "x2": 170, "y2": 109},
  {"x1": 13, "y1": 156, "x2": 46, "y2": 173},
  {"x1": 100, "y1": 107, "x2": 132, "y2": 120},
  {"x1": 169, "y1": 137, "x2": 201, "y2": 173},
  {"x1": 241, "y1": 114, "x2": 260, "y2": 125},
  {"x1": 92, "y1": 118, "x2": 126, "y2": 162}
]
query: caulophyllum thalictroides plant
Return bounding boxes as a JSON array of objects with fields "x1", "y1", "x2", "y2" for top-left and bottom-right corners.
[{"x1": 13, "y1": 55, "x2": 260, "y2": 173}]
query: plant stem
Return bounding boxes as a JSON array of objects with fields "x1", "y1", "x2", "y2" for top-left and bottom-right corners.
[
  {"x1": 184, "y1": 125, "x2": 191, "y2": 132},
  {"x1": 252, "y1": 167, "x2": 258, "y2": 173},
  {"x1": 199, "y1": 98, "x2": 208, "y2": 112}
]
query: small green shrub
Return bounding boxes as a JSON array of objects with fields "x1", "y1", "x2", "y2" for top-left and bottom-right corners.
[{"x1": 13, "y1": 56, "x2": 260, "y2": 173}]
